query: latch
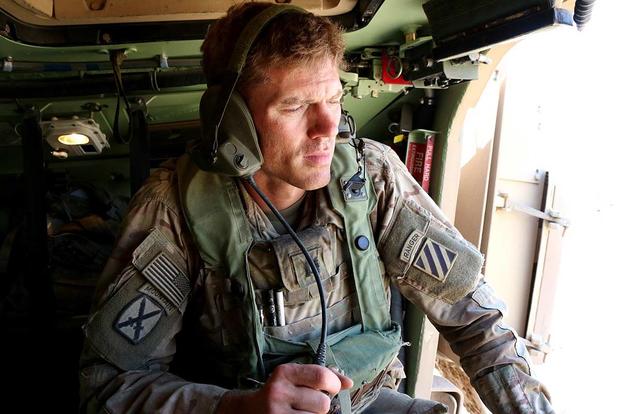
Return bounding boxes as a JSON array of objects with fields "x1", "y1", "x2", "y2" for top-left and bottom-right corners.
[
  {"x1": 495, "y1": 192, "x2": 570, "y2": 230},
  {"x1": 524, "y1": 333, "x2": 553, "y2": 361}
]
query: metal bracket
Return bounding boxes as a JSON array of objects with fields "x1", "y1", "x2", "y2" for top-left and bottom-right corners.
[
  {"x1": 2, "y1": 56, "x2": 14, "y2": 72},
  {"x1": 340, "y1": 178, "x2": 367, "y2": 202},
  {"x1": 495, "y1": 192, "x2": 570, "y2": 229},
  {"x1": 525, "y1": 333, "x2": 552, "y2": 355}
]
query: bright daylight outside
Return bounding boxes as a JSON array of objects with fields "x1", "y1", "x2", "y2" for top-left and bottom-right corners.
[{"x1": 462, "y1": 2, "x2": 620, "y2": 413}]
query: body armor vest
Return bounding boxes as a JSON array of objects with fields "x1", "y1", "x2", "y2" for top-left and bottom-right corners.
[{"x1": 177, "y1": 142, "x2": 402, "y2": 407}]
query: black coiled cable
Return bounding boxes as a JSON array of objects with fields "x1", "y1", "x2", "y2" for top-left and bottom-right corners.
[{"x1": 574, "y1": 0, "x2": 597, "y2": 31}]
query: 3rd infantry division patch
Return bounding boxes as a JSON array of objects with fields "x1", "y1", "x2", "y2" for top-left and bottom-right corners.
[{"x1": 413, "y1": 239, "x2": 457, "y2": 282}]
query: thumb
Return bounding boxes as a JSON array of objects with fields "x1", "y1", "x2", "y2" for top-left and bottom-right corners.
[{"x1": 329, "y1": 367, "x2": 354, "y2": 390}]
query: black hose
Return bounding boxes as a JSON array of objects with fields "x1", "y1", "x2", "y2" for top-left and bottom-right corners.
[
  {"x1": 574, "y1": 0, "x2": 597, "y2": 31},
  {"x1": 245, "y1": 176, "x2": 328, "y2": 366}
]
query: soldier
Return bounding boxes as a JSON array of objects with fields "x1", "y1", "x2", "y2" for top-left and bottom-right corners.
[{"x1": 79, "y1": 3, "x2": 554, "y2": 413}]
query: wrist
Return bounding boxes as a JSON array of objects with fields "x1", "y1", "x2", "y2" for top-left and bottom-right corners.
[{"x1": 216, "y1": 389, "x2": 255, "y2": 414}]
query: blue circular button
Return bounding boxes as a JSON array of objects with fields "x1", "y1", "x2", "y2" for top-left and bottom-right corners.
[{"x1": 355, "y1": 235, "x2": 370, "y2": 251}]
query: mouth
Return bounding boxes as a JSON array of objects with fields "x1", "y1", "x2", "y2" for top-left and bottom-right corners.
[{"x1": 303, "y1": 150, "x2": 333, "y2": 166}]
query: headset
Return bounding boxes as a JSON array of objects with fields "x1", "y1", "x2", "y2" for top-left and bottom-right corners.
[{"x1": 192, "y1": 5, "x2": 306, "y2": 177}]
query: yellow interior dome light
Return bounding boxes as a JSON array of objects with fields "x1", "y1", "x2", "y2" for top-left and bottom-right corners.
[{"x1": 57, "y1": 133, "x2": 90, "y2": 146}]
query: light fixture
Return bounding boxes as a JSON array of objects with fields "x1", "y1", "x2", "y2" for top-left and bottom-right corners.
[
  {"x1": 40, "y1": 116, "x2": 110, "y2": 158},
  {"x1": 58, "y1": 133, "x2": 90, "y2": 146}
]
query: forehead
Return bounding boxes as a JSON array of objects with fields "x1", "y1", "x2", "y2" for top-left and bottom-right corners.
[{"x1": 255, "y1": 59, "x2": 342, "y2": 101}]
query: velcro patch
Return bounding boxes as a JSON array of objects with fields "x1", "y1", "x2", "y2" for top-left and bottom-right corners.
[
  {"x1": 114, "y1": 294, "x2": 163, "y2": 345},
  {"x1": 143, "y1": 253, "x2": 190, "y2": 309},
  {"x1": 400, "y1": 229, "x2": 425, "y2": 264},
  {"x1": 132, "y1": 228, "x2": 190, "y2": 310},
  {"x1": 413, "y1": 238, "x2": 458, "y2": 282},
  {"x1": 84, "y1": 273, "x2": 182, "y2": 371}
]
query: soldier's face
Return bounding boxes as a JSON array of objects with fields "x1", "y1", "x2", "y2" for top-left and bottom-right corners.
[{"x1": 244, "y1": 58, "x2": 342, "y2": 192}]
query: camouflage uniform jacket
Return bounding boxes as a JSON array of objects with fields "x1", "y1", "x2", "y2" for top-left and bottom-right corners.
[{"x1": 79, "y1": 140, "x2": 554, "y2": 413}]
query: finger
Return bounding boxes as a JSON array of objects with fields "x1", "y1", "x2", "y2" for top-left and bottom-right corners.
[
  {"x1": 279, "y1": 364, "x2": 342, "y2": 396},
  {"x1": 328, "y1": 367, "x2": 354, "y2": 390},
  {"x1": 290, "y1": 386, "x2": 331, "y2": 413}
]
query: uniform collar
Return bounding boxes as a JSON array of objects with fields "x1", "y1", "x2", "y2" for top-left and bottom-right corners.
[{"x1": 238, "y1": 183, "x2": 344, "y2": 242}]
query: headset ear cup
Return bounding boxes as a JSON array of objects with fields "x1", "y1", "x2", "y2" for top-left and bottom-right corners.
[
  {"x1": 221, "y1": 90, "x2": 256, "y2": 143},
  {"x1": 194, "y1": 86, "x2": 263, "y2": 176}
]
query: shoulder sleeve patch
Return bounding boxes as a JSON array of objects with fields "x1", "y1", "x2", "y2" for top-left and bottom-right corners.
[
  {"x1": 84, "y1": 271, "x2": 181, "y2": 370},
  {"x1": 132, "y1": 228, "x2": 191, "y2": 310},
  {"x1": 114, "y1": 294, "x2": 164, "y2": 345},
  {"x1": 413, "y1": 238, "x2": 458, "y2": 282},
  {"x1": 379, "y1": 200, "x2": 483, "y2": 304}
]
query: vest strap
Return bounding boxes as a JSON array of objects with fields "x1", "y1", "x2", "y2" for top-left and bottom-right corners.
[
  {"x1": 177, "y1": 155, "x2": 265, "y2": 383},
  {"x1": 327, "y1": 143, "x2": 392, "y2": 331}
]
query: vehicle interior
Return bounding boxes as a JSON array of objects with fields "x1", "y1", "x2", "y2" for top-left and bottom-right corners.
[{"x1": 0, "y1": 0, "x2": 590, "y2": 412}]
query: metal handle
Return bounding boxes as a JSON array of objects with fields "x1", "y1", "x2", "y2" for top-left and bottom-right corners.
[{"x1": 495, "y1": 192, "x2": 570, "y2": 229}]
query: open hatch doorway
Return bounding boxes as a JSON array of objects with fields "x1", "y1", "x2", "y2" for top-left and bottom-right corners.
[{"x1": 454, "y1": 2, "x2": 620, "y2": 412}]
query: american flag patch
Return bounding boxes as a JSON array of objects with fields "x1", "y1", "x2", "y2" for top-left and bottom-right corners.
[
  {"x1": 142, "y1": 253, "x2": 190, "y2": 309},
  {"x1": 413, "y1": 239, "x2": 458, "y2": 282}
]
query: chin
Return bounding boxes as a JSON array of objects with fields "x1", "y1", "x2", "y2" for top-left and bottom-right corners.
[
  {"x1": 287, "y1": 165, "x2": 332, "y2": 191},
  {"x1": 301, "y1": 173, "x2": 331, "y2": 191}
]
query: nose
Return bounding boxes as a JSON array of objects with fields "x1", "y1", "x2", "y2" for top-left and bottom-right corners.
[{"x1": 308, "y1": 102, "x2": 340, "y2": 140}]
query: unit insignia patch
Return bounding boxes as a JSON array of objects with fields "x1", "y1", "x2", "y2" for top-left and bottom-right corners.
[
  {"x1": 413, "y1": 238, "x2": 458, "y2": 282},
  {"x1": 114, "y1": 294, "x2": 163, "y2": 345}
]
